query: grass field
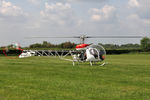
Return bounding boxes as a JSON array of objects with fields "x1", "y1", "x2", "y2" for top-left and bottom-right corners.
[{"x1": 0, "y1": 54, "x2": 150, "y2": 100}]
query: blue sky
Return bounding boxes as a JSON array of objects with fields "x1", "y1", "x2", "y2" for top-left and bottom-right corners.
[{"x1": 0, "y1": 0, "x2": 150, "y2": 47}]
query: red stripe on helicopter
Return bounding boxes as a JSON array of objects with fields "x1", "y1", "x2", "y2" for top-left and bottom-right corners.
[{"x1": 76, "y1": 44, "x2": 89, "y2": 50}]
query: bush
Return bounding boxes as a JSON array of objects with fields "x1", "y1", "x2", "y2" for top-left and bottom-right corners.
[{"x1": 140, "y1": 37, "x2": 150, "y2": 52}]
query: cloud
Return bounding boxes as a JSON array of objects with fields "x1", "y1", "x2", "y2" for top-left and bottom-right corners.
[
  {"x1": 28, "y1": 0, "x2": 41, "y2": 5},
  {"x1": 68, "y1": 0, "x2": 108, "y2": 3},
  {"x1": 127, "y1": 14, "x2": 150, "y2": 26},
  {"x1": 138, "y1": 0, "x2": 150, "y2": 19},
  {"x1": 128, "y1": 0, "x2": 150, "y2": 19},
  {"x1": 128, "y1": 0, "x2": 140, "y2": 8},
  {"x1": 89, "y1": 5, "x2": 116, "y2": 22},
  {"x1": 0, "y1": 0, "x2": 149, "y2": 46},
  {"x1": 40, "y1": 2, "x2": 78, "y2": 26},
  {"x1": 0, "y1": 1, "x2": 26, "y2": 17},
  {"x1": 67, "y1": 0, "x2": 106, "y2": 2},
  {"x1": 116, "y1": 13, "x2": 150, "y2": 38},
  {"x1": 46, "y1": 0, "x2": 108, "y2": 3}
]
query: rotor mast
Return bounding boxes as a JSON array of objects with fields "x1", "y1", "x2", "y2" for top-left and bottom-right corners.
[{"x1": 80, "y1": 35, "x2": 87, "y2": 44}]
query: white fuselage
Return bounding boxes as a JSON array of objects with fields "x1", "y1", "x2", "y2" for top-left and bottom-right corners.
[{"x1": 19, "y1": 51, "x2": 35, "y2": 58}]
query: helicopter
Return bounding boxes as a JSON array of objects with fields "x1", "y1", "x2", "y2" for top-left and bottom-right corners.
[
  {"x1": 25, "y1": 35, "x2": 143, "y2": 66},
  {"x1": 19, "y1": 50, "x2": 35, "y2": 58},
  {"x1": 60, "y1": 43, "x2": 107, "y2": 66}
]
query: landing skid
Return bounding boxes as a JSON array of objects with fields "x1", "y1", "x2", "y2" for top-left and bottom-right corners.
[{"x1": 90, "y1": 61, "x2": 106, "y2": 66}]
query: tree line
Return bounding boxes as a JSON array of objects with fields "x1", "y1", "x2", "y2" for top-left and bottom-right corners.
[
  {"x1": 29, "y1": 41, "x2": 76, "y2": 49},
  {"x1": 28, "y1": 41, "x2": 140, "y2": 49},
  {"x1": 1, "y1": 37, "x2": 150, "y2": 51},
  {"x1": 27, "y1": 37, "x2": 150, "y2": 51}
]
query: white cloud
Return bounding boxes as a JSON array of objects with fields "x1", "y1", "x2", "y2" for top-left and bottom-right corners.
[
  {"x1": 89, "y1": 5, "x2": 116, "y2": 22},
  {"x1": 91, "y1": 15, "x2": 101, "y2": 21},
  {"x1": 0, "y1": 1, "x2": 26, "y2": 16},
  {"x1": 40, "y1": 2, "x2": 77, "y2": 25},
  {"x1": 128, "y1": 0, "x2": 140, "y2": 8},
  {"x1": 0, "y1": 0, "x2": 150, "y2": 46},
  {"x1": 137, "y1": 0, "x2": 150, "y2": 19},
  {"x1": 127, "y1": 14, "x2": 150, "y2": 25},
  {"x1": 46, "y1": 0, "x2": 107, "y2": 3},
  {"x1": 128, "y1": 0, "x2": 150, "y2": 19},
  {"x1": 117, "y1": 13, "x2": 150, "y2": 37},
  {"x1": 67, "y1": 0, "x2": 106, "y2": 2},
  {"x1": 28, "y1": 0, "x2": 41, "y2": 5}
]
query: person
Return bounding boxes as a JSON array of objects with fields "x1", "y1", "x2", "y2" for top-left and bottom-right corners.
[
  {"x1": 89, "y1": 48, "x2": 98, "y2": 59},
  {"x1": 78, "y1": 51, "x2": 86, "y2": 61}
]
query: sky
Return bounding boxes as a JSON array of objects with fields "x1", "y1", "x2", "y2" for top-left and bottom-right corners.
[{"x1": 0, "y1": 0, "x2": 150, "y2": 47}]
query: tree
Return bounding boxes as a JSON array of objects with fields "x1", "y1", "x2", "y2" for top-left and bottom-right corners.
[
  {"x1": 60, "y1": 42, "x2": 75, "y2": 48},
  {"x1": 120, "y1": 44, "x2": 140, "y2": 49},
  {"x1": 29, "y1": 41, "x2": 76, "y2": 49},
  {"x1": 140, "y1": 37, "x2": 150, "y2": 51},
  {"x1": 29, "y1": 43, "x2": 42, "y2": 48},
  {"x1": 42, "y1": 41, "x2": 48, "y2": 48}
]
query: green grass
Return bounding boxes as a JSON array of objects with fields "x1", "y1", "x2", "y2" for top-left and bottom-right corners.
[{"x1": 0, "y1": 54, "x2": 150, "y2": 100}]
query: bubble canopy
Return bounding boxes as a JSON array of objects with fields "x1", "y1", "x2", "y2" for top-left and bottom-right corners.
[{"x1": 88, "y1": 44, "x2": 106, "y2": 56}]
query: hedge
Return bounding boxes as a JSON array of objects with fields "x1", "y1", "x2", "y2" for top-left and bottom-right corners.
[
  {"x1": 0, "y1": 49, "x2": 143, "y2": 56},
  {"x1": 106, "y1": 49, "x2": 142, "y2": 54},
  {"x1": 0, "y1": 50, "x2": 23, "y2": 56}
]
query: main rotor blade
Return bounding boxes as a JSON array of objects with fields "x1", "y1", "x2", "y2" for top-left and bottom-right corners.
[
  {"x1": 25, "y1": 35, "x2": 144, "y2": 39},
  {"x1": 25, "y1": 36, "x2": 80, "y2": 39},
  {"x1": 86, "y1": 36, "x2": 144, "y2": 38}
]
